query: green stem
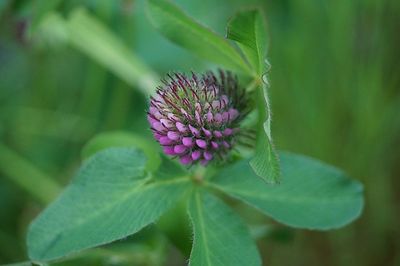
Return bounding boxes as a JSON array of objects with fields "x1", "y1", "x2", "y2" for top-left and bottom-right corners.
[{"x1": 0, "y1": 143, "x2": 61, "y2": 204}]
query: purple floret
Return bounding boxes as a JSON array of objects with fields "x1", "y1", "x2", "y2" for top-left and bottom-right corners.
[{"x1": 147, "y1": 70, "x2": 248, "y2": 165}]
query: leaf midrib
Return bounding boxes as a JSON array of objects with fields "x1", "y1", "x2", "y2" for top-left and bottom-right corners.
[
  {"x1": 209, "y1": 183, "x2": 360, "y2": 204},
  {"x1": 34, "y1": 177, "x2": 189, "y2": 258},
  {"x1": 195, "y1": 192, "x2": 212, "y2": 266}
]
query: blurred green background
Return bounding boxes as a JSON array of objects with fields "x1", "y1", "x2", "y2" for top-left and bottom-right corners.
[{"x1": 0, "y1": 0, "x2": 399, "y2": 265}]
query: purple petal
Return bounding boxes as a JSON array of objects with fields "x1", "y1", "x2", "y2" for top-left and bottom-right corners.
[
  {"x1": 211, "y1": 141, "x2": 219, "y2": 149},
  {"x1": 195, "y1": 102, "x2": 202, "y2": 112},
  {"x1": 191, "y1": 150, "x2": 202, "y2": 160},
  {"x1": 204, "y1": 151, "x2": 213, "y2": 161},
  {"x1": 223, "y1": 128, "x2": 233, "y2": 136},
  {"x1": 167, "y1": 113, "x2": 180, "y2": 122},
  {"x1": 202, "y1": 127, "x2": 212, "y2": 137},
  {"x1": 195, "y1": 110, "x2": 202, "y2": 124},
  {"x1": 214, "y1": 131, "x2": 223, "y2": 138},
  {"x1": 182, "y1": 137, "x2": 194, "y2": 147},
  {"x1": 196, "y1": 139, "x2": 207, "y2": 149},
  {"x1": 153, "y1": 132, "x2": 163, "y2": 140},
  {"x1": 212, "y1": 100, "x2": 221, "y2": 109},
  {"x1": 153, "y1": 111, "x2": 163, "y2": 120},
  {"x1": 206, "y1": 112, "x2": 213, "y2": 123},
  {"x1": 167, "y1": 131, "x2": 181, "y2": 140},
  {"x1": 160, "y1": 119, "x2": 174, "y2": 128},
  {"x1": 180, "y1": 155, "x2": 193, "y2": 165},
  {"x1": 159, "y1": 136, "x2": 174, "y2": 145},
  {"x1": 189, "y1": 125, "x2": 200, "y2": 136},
  {"x1": 214, "y1": 113, "x2": 223, "y2": 124},
  {"x1": 221, "y1": 95, "x2": 229, "y2": 106},
  {"x1": 147, "y1": 115, "x2": 158, "y2": 125},
  {"x1": 176, "y1": 122, "x2": 188, "y2": 133},
  {"x1": 180, "y1": 108, "x2": 188, "y2": 116},
  {"x1": 222, "y1": 112, "x2": 230, "y2": 122},
  {"x1": 149, "y1": 106, "x2": 158, "y2": 115},
  {"x1": 153, "y1": 122, "x2": 167, "y2": 132},
  {"x1": 228, "y1": 108, "x2": 239, "y2": 121},
  {"x1": 174, "y1": 145, "x2": 187, "y2": 154},
  {"x1": 222, "y1": 141, "x2": 230, "y2": 149},
  {"x1": 163, "y1": 146, "x2": 176, "y2": 155}
]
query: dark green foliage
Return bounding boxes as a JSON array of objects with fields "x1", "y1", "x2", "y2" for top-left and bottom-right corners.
[{"x1": 0, "y1": 0, "x2": 398, "y2": 265}]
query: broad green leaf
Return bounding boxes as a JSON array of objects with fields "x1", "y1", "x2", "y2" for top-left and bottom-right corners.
[
  {"x1": 152, "y1": 155, "x2": 187, "y2": 180},
  {"x1": 146, "y1": 0, "x2": 252, "y2": 74},
  {"x1": 211, "y1": 152, "x2": 364, "y2": 230},
  {"x1": 227, "y1": 9, "x2": 268, "y2": 73},
  {"x1": 27, "y1": 147, "x2": 189, "y2": 262},
  {"x1": 188, "y1": 190, "x2": 261, "y2": 266},
  {"x1": 81, "y1": 131, "x2": 161, "y2": 171},
  {"x1": 66, "y1": 9, "x2": 158, "y2": 95}
]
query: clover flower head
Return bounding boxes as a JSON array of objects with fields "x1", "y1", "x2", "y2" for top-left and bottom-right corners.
[{"x1": 148, "y1": 70, "x2": 248, "y2": 165}]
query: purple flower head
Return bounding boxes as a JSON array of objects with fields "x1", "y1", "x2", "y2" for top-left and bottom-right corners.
[{"x1": 148, "y1": 70, "x2": 248, "y2": 165}]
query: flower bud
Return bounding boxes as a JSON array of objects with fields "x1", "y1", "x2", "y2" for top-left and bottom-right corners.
[{"x1": 148, "y1": 70, "x2": 247, "y2": 165}]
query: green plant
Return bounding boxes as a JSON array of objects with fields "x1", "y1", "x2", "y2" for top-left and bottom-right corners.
[{"x1": 26, "y1": 0, "x2": 364, "y2": 265}]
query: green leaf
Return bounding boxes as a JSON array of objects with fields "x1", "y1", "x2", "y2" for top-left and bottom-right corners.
[
  {"x1": 187, "y1": 190, "x2": 261, "y2": 266},
  {"x1": 66, "y1": 9, "x2": 158, "y2": 95},
  {"x1": 81, "y1": 131, "x2": 161, "y2": 172},
  {"x1": 152, "y1": 155, "x2": 187, "y2": 181},
  {"x1": 27, "y1": 147, "x2": 189, "y2": 262},
  {"x1": 211, "y1": 152, "x2": 364, "y2": 230},
  {"x1": 227, "y1": 9, "x2": 268, "y2": 73},
  {"x1": 30, "y1": 0, "x2": 64, "y2": 34},
  {"x1": 146, "y1": 0, "x2": 251, "y2": 74},
  {"x1": 249, "y1": 121, "x2": 281, "y2": 183},
  {"x1": 227, "y1": 9, "x2": 280, "y2": 183},
  {"x1": 2, "y1": 262, "x2": 33, "y2": 266}
]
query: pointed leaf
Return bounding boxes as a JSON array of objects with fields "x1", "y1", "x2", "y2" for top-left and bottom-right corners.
[
  {"x1": 211, "y1": 152, "x2": 364, "y2": 230},
  {"x1": 188, "y1": 190, "x2": 261, "y2": 266},
  {"x1": 27, "y1": 148, "x2": 189, "y2": 262},
  {"x1": 227, "y1": 9, "x2": 268, "y2": 73},
  {"x1": 227, "y1": 9, "x2": 280, "y2": 183},
  {"x1": 146, "y1": 0, "x2": 251, "y2": 74},
  {"x1": 249, "y1": 122, "x2": 280, "y2": 183}
]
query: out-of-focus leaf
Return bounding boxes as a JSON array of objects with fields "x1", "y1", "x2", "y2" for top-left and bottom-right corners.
[
  {"x1": 211, "y1": 152, "x2": 364, "y2": 230},
  {"x1": 30, "y1": 0, "x2": 63, "y2": 34},
  {"x1": 34, "y1": 12, "x2": 69, "y2": 48},
  {"x1": 27, "y1": 147, "x2": 190, "y2": 262},
  {"x1": 2, "y1": 262, "x2": 33, "y2": 266},
  {"x1": 227, "y1": 9, "x2": 268, "y2": 73},
  {"x1": 34, "y1": 9, "x2": 159, "y2": 94},
  {"x1": 81, "y1": 131, "x2": 161, "y2": 172},
  {"x1": 66, "y1": 9, "x2": 158, "y2": 95},
  {"x1": 146, "y1": 0, "x2": 252, "y2": 74},
  {"x1": 187, "y1": 190, "x2": 261, "y2": 266}
]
